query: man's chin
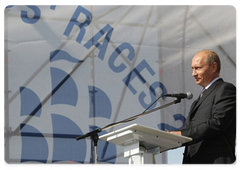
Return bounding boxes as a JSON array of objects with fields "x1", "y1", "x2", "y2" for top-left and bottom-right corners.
[{"x1": 195, "y1": 80, "x2": 201, "y2": 85}]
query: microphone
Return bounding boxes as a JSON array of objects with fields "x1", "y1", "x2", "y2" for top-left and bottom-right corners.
[{"x1": 163, "y1": 92, "x2": 193, "y2": 100}]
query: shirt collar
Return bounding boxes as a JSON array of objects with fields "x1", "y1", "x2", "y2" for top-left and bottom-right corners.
[{"x1": 204, "y1": 77, "x2": 221, "y2": 90}]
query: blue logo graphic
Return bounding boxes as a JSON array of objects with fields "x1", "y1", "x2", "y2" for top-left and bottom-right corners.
[
  {"x1": 158, "y1": 114, "x2": 186, "y2": 131},
  {"x1": 20, "y1": 87, "x2": 42, "y2": 117},
  {"x1": 20, "y1": 124, "x2": 49, "y2": 163},
  {"x1": 88, "y1": 86, "x2": 112, "y2": 119},
  {"x1": 50, "y1": 67, "x2": 78, "y2": 106},
  {"x1": 19, "y1": 48, "x2": 117, "y2": 163},
  {"x1": 51, "y1": 114, "x2": 87, "y2": 163}
]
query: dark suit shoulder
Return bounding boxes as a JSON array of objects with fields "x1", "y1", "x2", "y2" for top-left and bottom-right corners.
[
  {"x1": 215, "y1": 80, "x2": 236, "y2": 95},
  {"x1": 210, "y1": 79, "x2": 236, "y2": 94}
]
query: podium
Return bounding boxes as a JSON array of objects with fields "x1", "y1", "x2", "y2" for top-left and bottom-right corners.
[{"x1": 100, "y1": 124, "x2": 192, "y2": 164}]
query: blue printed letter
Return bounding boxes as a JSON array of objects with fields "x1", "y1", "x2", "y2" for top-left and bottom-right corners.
[
  {"x1": 108, "y1": 43, "x2": 135, "y2": 73},
  {"x1": 84, "y1": 24, "x2": 113, "y2": 60},
  {"x1": 122, "y1": 60, "x2": 155, "y2": 95},
  {"x1": 139, "y1": 81, "x2": 167, "y2": 109},
  {"x1": 64, "y1": 6, "x2": 92, "y2": 44},
  {"x1": 21, "y1": 5, "x2": 41, "y2": 24}
]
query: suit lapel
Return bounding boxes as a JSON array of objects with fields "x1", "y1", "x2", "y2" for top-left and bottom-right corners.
[{"x1": 189, "y1": 78, "x2": 223, "y2": 118}]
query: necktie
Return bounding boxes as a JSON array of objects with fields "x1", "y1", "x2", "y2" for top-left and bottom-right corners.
[{"x1": 200, "y1": 88, "x2": 205, "y2": 97}]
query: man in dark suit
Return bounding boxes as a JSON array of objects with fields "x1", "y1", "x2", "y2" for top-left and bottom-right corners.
[{"x1": 170, "y1": 50, "x2": 236, "y2": 164}]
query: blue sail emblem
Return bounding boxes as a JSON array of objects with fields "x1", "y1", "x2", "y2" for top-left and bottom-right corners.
[
  {"x1": 20, "y1": 87, "x2": 42, "y2": 117},
  {"x1": 51, "y1": 114, "x2": 87, "y2": 163},
  {"x1": 20, "y1": 124, "x2": 48, "y2": 163},
  {"x1": 18, "y1": 47, "x2": 116, "y2": 163},
  {"x1": 50, "y1": 67, "x2": 78, "y2": 106},
  {"x1": 88, "y1": 86, "x2": 112, "y2": 119}
]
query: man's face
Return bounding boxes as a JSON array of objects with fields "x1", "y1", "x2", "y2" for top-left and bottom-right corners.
[{"x1": 191, "y1": 53, "x2": 214, "y2": 87}]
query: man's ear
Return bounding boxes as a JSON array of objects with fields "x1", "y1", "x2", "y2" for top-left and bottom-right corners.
[{"x1": 212, "y1": 62, "x2": 218, "y2": 72}]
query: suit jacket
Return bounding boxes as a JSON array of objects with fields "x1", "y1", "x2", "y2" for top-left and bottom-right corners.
[{"x1": 181, "y1": 79, "x2": 236, "y2": 164}]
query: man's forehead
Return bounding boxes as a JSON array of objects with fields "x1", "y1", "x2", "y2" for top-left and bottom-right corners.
[
  {"x1": 192, "y1": 55, "x2": 208, "y2": 67},
  {"x1": 193, "y1": 53, "x2": 207, "y2": 63}
]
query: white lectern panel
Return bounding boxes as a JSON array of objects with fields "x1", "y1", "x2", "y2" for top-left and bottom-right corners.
[
  {"x1": 100, "y1": 124, "x2": 192, "y2": 164},
  {"x1": 100, "y1": 123, "x2": 192, "y2": 152}
]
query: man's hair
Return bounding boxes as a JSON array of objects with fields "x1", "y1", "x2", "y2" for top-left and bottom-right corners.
[{"x1": 197, "y1": 49, "x2": 221, "y2": 73}]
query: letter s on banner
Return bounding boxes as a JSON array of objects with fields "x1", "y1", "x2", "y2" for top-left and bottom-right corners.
[
  {"x1": 21, "y1": 5, "x2": 41, "y2": 24},
  {"x1": 139, "y1": 81, "x2": 167, "y2": 109}
]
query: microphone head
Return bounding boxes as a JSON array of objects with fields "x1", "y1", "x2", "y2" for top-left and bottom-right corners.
[{"x1": 186, "y1": 92, "x2": 193, "y2": 100}]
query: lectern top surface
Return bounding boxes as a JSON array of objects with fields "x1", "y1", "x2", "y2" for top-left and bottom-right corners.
[{"x1": 100, "y1": 123, "x2": 192, "y2": 145}]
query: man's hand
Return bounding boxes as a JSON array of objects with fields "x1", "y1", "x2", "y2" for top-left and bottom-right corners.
[{"x1": 168, "y1": 131, "x2": 182, "y2": 136}]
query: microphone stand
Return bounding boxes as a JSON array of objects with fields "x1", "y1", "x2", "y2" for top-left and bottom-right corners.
[{"x1": 76, "y1": 96, "x2": 182, "y2": 164}]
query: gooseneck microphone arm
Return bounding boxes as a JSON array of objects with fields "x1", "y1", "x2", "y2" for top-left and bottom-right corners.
[
  {"x1": 100, "y1": 94, "x2": 185, "y2": 131},
  {"x1": 76, "y1": 95, "x2": 163, "y2": 141},
  {"x1": 76, "y1": 92, "x2": 193, "y2": 140}
]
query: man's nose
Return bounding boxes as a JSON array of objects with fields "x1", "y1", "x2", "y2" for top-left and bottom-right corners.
[{"x1": 192, "y1": 69, "x2": 197, "y2": 77}]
